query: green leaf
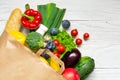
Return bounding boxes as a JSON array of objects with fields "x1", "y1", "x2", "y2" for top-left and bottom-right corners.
[
  {"x1": 51, "y1": 8, "x2": 66, "y2": 29},
  {"x1": 45, "y1": 3, "x2": 57, "y2": 26},
  {"x1": 46, "y1": 7, "x2": 59, "y2": 29},
  {"x1": 51, "y1": 30, "x2": 76, "y2": 59},
  {"x1": 37, "y1": 5, "x2": 47, "y2": 25},
  {"x1": 37, "y1": 3, "x2": 66, "y2": 35}
]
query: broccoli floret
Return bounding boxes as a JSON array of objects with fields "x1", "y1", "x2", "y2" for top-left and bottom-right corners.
[{"x1": 26, "y1": 32, "x2": 44, "y2": 51}]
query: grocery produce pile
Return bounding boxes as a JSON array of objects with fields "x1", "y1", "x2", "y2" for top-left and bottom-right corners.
[{"x1": 4, "y1": 3, "x2": 95, "y2": 80}]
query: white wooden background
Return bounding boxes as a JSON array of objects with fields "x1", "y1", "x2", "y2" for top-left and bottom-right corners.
[{"x1": 0, "y1": 0, "x2": 120, "y2": 80}]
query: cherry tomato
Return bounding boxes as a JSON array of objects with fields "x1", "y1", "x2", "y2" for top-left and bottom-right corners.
[
  {"x1": 53, "y1": 52, "x2": 60, "y2": 58},
  {"x1": 53, "y1": 39, "x2": 60, "y2": 46},
  {"x1": 57, "y1": 45, "x2": 66, "y2": 53},
  {"x1": 83, "y1": 32, "x2": 89, "y2": 40},
  {"x1": 71, "y1": 29, "x2": 78, "y2": 37},
  {"x1": 76, "y1": 38, "x2": 82, "y2": 45}
]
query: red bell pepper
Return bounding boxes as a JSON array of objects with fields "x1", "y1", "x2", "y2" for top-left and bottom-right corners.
[{"x1": 21, "y1": 7, "x2": 42, "y2": 30}]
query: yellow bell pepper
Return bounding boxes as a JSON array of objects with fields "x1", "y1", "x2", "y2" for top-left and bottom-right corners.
[
  {"x1": 9, "y1": 30, "x2": 26, "y2": 44},
  {"x1": 50, "y1": 58, "x2": 60, "y2": 72},
  {"x1": 40, "y1": 56, "x2": 49, "y2": 65}
]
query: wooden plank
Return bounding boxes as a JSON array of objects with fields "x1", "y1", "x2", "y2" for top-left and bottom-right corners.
[
  {"x1": 0, "y1": 0, "x2": 120, "y2": 20},
  {"x1": 66, "y1": 21, "x2": 120, "y2": 68},
  {"x1": 0, "y1": 21, "x2": 6, "y2": 34},
  {"x1": 0, "y1": 0, "x2": 120, "y2": 80},
  {"x1": 85, "y1": 69, "x2": 120, "y2": 80}
]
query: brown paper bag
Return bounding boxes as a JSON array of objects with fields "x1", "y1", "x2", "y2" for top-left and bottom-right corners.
[
  {"x1": 36, "y1": 49, "x2": 65, "y2": 74},
  {"x1": 0, "y1": 31, "x2": 65, "y2": 80}
]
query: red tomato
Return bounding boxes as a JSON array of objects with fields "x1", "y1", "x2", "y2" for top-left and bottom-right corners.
[
  {"x1": 83, "y1": 32, "x2": 89, "y2": 40},
  {"x1": 71, "y1": 29, "x2": 78, "y2": 37},
  {"x1": 53, "y1": 39, "x2": 60, "y2": 46},
  {"x1": 57, "y1": 45, "x2": 66, "y2": 53},
  {"x1": 76, "y1": 38, "x2": 82, "y2": 45},
  {"x1": 62, "y1": 68, "x2": 80, "y2": 80},
  {"x1": 53, "y1": 52, "x2": 60, "y2": 58}
]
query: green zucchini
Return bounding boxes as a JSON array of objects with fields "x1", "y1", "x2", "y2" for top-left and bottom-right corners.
[{"x1": 75, "y1": 56, "x2": 95, "y2": 80}]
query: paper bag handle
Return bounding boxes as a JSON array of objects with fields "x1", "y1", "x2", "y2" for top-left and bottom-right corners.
[{"x1": 36, "y1": 49, "x2": 65, "y2": 74}]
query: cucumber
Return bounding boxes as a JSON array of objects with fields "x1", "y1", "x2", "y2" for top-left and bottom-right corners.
[{"x1": 74, "y1": 56, "x2": 95, "y2": 80}]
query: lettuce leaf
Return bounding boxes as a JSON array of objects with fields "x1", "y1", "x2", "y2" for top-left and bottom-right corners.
[{"x1": 52, "y1": 30, "x2": 76, "y2": 59}]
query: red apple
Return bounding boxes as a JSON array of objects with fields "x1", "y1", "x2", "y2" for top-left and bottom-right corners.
[{"x1": 62, "y1": 68, "x2": 80, "y2": 80}]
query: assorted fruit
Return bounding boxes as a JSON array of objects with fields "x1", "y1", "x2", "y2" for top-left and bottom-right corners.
[{"x1": 5, "y1": 3, "x2": 95, "y2": 80}]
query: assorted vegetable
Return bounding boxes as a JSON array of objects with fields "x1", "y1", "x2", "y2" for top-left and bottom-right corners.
[
  {"x1": 51, "y1": 30, "x2": 76, "y2": 58},
  {"x1": 5, "y1": 3, "x2": 94, "y2": 80}
]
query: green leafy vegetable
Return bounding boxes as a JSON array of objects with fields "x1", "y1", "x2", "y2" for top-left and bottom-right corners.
[
  {"x1": 37, "y1": 3, "x2": 66, "y2": 34},
  {"x1": 52, "y1": 30, "x2": 76, "y2": 59},
  {"x1": 37, "y1": 5, "x2": 46, "y2": 25}
]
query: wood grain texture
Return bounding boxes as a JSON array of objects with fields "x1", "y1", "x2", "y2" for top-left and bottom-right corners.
[{"x1": 0, "y1": 0, "x2": 120, "y2": 80}]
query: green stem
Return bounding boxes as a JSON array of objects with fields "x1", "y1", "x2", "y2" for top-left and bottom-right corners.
[
  {"x1": 25, "y1": 4, "x2": 30, "y2": 10},
  {"x1": 23, "y1": 14, "x2": 34, "y2": 22}
]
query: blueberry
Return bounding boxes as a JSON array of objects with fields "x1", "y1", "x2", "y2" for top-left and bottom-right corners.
[
  {"x1": 50, "y1": 28, "x2": 58, "y2": 35},
  {"x1": 62, "y1": 20, "x2": 70, "y2": 29},
  {"x1": 46, "y1": 41, "x2": 55, "y2": 50}
]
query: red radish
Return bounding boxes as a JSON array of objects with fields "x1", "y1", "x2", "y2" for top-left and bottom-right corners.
[{"x1": 62, "y1": 68, "x2": 80, "y2": 80}]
